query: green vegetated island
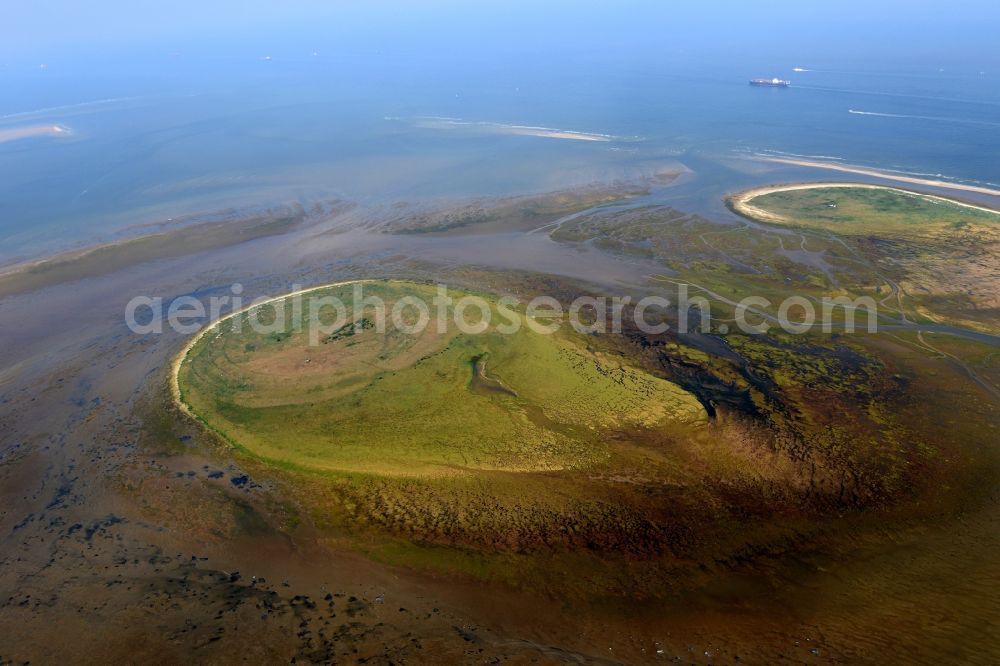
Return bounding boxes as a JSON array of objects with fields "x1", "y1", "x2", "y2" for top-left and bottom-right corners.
[
  {"x1": 729, "y1": 183, "x2": 1000, "y2": 334},
  {"x1": 178, "y1": 280, "x2": 705, "y2": 478},
  {"x1": 171, "y1": 184, "x2": 1000, "y2": 601}
]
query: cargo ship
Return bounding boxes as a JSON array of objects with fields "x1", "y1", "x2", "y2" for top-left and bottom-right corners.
[{"x1": 750, "y1": 77, "x2": 791, "y2": 87}]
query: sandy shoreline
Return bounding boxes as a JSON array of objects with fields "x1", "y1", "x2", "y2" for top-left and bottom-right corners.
[
  {"x1": 754, "y1": 155, "x2": 1000, "y2": 199},
  {"x1": 729, "y1": 181, "x2": 1000, "y2": 225},
  {"x1": 170, "y1": 280, "x2": 370, "y2": 419}
]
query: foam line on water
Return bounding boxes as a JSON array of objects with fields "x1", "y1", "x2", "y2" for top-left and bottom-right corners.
[
  {"x1": 0, "y1": 96, "x2": 150, "y2": 122},
  {"x1": 848, "y1": 109, "x2": 1000, "y2": 127}
]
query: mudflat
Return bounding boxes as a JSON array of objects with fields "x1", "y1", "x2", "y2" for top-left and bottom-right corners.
[{"x1": 2, "y1": 180, "x2": 999, "y2": 663}]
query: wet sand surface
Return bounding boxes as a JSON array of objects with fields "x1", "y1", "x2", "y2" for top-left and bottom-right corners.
[{"x1": 2, "y1": 179, "x2": 999, "y2": 664}]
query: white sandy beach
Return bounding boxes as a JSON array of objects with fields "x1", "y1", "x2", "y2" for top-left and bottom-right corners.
[
  {"x1": 500, "y1": 125, "x2": 611, "y2": 142},
  {"x1": 730, "y1": 181, "x2": 1000, "y2": 224},
  {"x1": 169, "y1": 279, "x2": 370, "y2": 417},
  {"x1": 754, "y1": 155, "x2": 1000, "y2": 199}
]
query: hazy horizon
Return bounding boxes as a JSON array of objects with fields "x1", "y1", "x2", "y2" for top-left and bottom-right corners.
[{"x1": 2, "y1": 1, "x2": 1000, "y2": 260}]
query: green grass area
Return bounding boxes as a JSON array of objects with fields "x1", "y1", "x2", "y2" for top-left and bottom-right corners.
[
  {"x1": 748, "y1": 186, "x2": 1000, "y2": 237},
  {"x1": 738, "y1": 186, "x2": 1000, "y2": 333},
  {"x1": 179, "y1": 280, "x2": 705, "y2": 477},
  {"x1": 544, "y1": 190, "x2": 1000, "y2": 508},
  {"x1": 550, "y1": 186, "x2": 998, "y2": 333},
  {"x1": 171, "y1": 273, "x2": 1000, "y2": 599}
]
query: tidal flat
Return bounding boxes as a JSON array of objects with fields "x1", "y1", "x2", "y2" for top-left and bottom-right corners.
[{"x1": 1, "y1": 174, "x2": 999, "y2": 664}]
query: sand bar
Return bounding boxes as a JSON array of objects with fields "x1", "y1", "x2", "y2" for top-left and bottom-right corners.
[
  {"x1": 0, "y1": 124, "x2": 70, "y2": 144},
  {"x1": 754, "y1": 155, "x2": 1000, "y2": 198},
  {"x1": 0, "y1": 207, "x2": 311, "y2": 298},
  {"x1": 413, "y1": 117, "x2": 613, "y2": 142}
]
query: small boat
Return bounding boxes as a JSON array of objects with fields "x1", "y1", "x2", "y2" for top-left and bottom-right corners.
[{"x1": 750, "y1": 78, "x2": 791, "y2": 87}]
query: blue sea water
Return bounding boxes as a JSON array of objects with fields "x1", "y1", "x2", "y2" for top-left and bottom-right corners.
[{"x1": 1, "y1": 3, "x2": 999, "y2": 262}]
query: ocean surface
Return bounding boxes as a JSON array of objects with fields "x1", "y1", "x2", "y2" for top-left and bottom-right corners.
[{"x1": 2, "y1": 13, "x2": 999, "y2": 263}]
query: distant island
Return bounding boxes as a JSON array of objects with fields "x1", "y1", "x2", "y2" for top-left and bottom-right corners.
[{"x1": 0, "y1": 124, "x2": 70, "y2": 144}]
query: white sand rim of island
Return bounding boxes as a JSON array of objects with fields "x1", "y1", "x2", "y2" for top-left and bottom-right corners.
[
  {"x1": 731, "y1": 181, "x2": 1000, "y2": 225},
  {"x1": 753, "y1": 155, "x2": 1000, "y2": 199},
  {"x1": 170, "y1": 280, "x2": 372, "y2": 418}
]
